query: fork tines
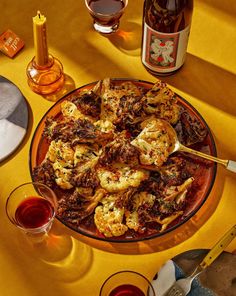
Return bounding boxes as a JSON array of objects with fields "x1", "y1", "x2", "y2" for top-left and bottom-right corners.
[{"x1": 164, "y1": 284, "x2": 185, "y2": 296}]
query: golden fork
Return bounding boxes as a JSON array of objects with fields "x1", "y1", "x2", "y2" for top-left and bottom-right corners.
[{"x1": 164, "y1": 224, "x2": 236, "y2": 296}]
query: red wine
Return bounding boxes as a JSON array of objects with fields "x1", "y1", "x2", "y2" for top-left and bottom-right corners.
[
  {"x1": 15, "y1": 196, "x2": 54, "y2": 229},
  {"x1": 109, "y1": 284, "x2": 145, "y2": 296},
  {"x1": 88, "y1": 0, "x2": 125, "y2": 15}
]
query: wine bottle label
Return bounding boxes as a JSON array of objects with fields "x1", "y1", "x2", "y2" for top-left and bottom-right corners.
[{"x1": 142, "y1": 22, "x2": 190, "y2": 73}]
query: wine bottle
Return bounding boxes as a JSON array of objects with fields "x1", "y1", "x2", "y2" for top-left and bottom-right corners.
[{"x1": 141, "y1": 0, "x2": 193, "y2": 75}]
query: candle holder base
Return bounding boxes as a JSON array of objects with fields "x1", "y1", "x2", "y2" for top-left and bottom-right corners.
[{"x1": 26, "y1": 55, "x2": 65, "y2": 95}]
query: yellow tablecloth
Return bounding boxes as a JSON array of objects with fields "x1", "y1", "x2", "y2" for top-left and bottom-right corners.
[{"x1": 0, "y1": 0, "x2": 236, "y2": 295}]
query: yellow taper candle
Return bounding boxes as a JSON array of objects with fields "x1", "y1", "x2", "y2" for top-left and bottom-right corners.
[{"x1": 33, "y1": 11, "x2": 49, "y2": 66}]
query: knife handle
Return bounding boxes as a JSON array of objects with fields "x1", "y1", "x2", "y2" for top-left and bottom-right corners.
[{"x1": 199, "y1": 225, "x2": 236, "y2": 269}]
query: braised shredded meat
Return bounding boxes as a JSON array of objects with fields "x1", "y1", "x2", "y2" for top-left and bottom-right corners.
[
  {"x1": 99, "y1": 131, "x2": 140, "y2": 167},
  {"x1": 72, "y1": 91, "x2": 101, "y2": 119},
  {"x1": 175, "y1": 108, "x2": 208, "y2": 146}
]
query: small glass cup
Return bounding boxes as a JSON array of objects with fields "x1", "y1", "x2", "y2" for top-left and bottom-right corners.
[
  {"x1": 100, "y1": 270, "x2": 156, "y2": 296},
  {"x1": 6, "y1": 182, "x2": 58, "y2": 236},
  {"x1": 85, "y1": 0, "x2": 128, "y2": 34}
]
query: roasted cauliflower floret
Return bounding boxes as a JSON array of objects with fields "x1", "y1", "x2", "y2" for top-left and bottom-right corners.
[
  {"x1": 131, "y1": 118, "x2": 174, "y2": 167},
  {"x1": 94, "y1": 119, "x2": 115, "y2": 133},
  {"x1": 61, "y1": 100, "x2": 94, "y2": 122},
  {"x1": 46, "y1": 140, "x2": 74, "y2": 167},
  {"x1": 126, "y1": 192, "x2": 156, "y2": 231},
  {"x1": 141, "y1": 80, "x2": 180, "y2": 124},
  {"x1": 94, "y1": 194, "x2": 128, "y2": 237},
  {"x1": 99, "y1": 78, "x2": 141, "y2": 122},
  {"x1": 126, "y1": 210, "x2": 139, "y2": 231},
  {"x1": 97, "y1": 165, "x2": 149, "y2": 192},
  {"x1": 53, "y1": 162, "x2": 73, "y2": 189},
  {"x1": 74, "y1": 144, "x2": 100, "y2": 166},
  {"x1": 47, "y1": 141, "x2": 74, "y2": 190}
]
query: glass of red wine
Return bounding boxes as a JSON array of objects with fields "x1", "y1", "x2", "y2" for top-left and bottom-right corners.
[
  {"x1": 6, "y1": 182, "x2": 58, "y2": 236},
  {"x1": 99, "y1": 270, "x2": 156, "y2": 296},
  {"x1": 85, "y1": 0, "x2": 128, "y2": 34}
]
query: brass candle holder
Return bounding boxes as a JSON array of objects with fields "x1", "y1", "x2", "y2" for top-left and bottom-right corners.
[{"x1": 26, "y1": 11, "x2": 65, "y2": 95}]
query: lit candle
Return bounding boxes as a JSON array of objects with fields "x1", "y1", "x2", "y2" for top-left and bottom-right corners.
[{"x1": 33, "y1": 11, "x2": 49, "y2": 66}]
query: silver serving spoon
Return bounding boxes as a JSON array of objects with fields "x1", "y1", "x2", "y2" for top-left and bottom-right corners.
[{"x1": 161, "y1": 119, "x2": 236, "y2": 173}]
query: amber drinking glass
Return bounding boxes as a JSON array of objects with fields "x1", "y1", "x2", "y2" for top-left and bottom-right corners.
[
  {"x1": 6, "y1": 182, "x2": 58, "y2": 235},
  {"x1": 100, "y1": 270, "x2": 156, "y2": 296}
]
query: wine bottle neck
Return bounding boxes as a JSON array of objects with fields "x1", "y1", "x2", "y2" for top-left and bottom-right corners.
[{"x1": 144, "y1": 0, "x2": 193, "y2": 33}]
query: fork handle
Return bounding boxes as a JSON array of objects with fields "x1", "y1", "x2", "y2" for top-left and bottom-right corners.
[{"x1": 199, "y1": 224, "x2": 236, "y2": 269}]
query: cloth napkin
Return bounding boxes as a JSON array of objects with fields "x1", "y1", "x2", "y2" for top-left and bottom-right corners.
[{"x1": 151, "y1": 260, "x2": 216, "y2": 296}]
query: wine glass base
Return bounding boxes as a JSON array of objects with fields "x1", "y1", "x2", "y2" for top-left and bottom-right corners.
[{"x1": 94, "y1": 22, "x2": 119, "y2": 34}]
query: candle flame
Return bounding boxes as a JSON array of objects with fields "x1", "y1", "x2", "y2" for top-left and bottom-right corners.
[{"x1": 37, "y1": 10, "x2": 41, "y2": 18}]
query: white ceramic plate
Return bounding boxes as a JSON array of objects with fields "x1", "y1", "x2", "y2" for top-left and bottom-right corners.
[{"x1": 0, "y1": 76, "x2": 28, "y2": 162}]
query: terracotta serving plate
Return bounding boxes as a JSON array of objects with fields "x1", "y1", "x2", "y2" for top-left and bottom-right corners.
[{"x1": 29, "y1": 79, "x2": 217, "y2": 252}]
